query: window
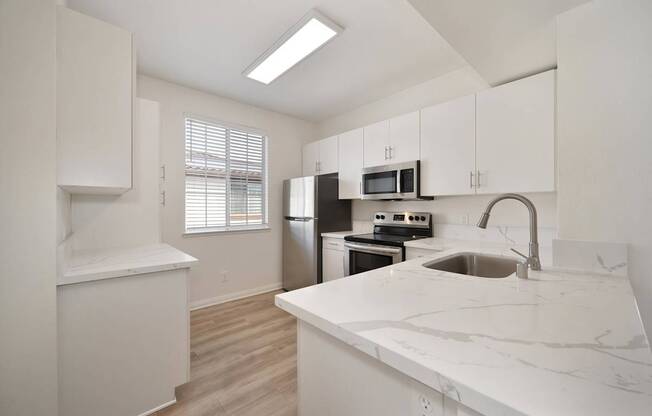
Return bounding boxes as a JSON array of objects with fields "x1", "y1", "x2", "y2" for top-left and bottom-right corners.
[{"x1": 185, "y1": 116, "x2": 267, "y2": 233}]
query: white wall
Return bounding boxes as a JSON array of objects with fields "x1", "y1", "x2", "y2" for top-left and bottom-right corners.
[
  {"x1": 137, "y1": 75, "x2": 316, "y2": 308},
  {"x1": 69, "y1": 99, "x2": 161, "y2": 251},
  {"x1": 317, "y1": 66, "x2": 488, "y2": 137},
  {"x1": 556, "y1": 0, "x2": 652, "y2": 336},
  {"x1": 317, "y1": 66, "x2": 558, "y2": 243},
  {"x1": 0, "y1": 0, "x2": 59, "y2": 415}
]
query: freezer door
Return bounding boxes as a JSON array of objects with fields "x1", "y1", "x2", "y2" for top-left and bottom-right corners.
[
  {"x1": 283, "y1": 176, "x2": 315, "y2": 219},
  {"x1": 282, "y1": 218, "x2": 318, "y2": 290}
]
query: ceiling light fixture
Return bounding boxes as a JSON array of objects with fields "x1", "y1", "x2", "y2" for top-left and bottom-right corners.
[{"x1": 244, "y1": 10, "x2": 343, "y2": 85}]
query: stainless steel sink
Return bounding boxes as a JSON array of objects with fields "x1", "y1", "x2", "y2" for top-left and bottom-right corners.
[{"x1": 422, "y1": 252, "x2": 518, "y2": 278}]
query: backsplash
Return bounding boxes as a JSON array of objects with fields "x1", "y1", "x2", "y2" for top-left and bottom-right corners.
[
  {"x1": 352, "y1": 192, "x2": 558, "y2": 246},
  {"x1": 553, "y1": 239, "x2": 628, "y2": 276}
]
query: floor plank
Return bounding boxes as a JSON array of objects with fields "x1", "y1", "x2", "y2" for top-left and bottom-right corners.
[{"x1": 154, "y1": 290, "x2": 297, "y2": 416}]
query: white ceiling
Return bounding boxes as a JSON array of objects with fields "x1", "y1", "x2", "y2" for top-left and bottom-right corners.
[
  {"x1": 408, "y1": 0, "x2": 590, "y2": 86},
  {"x1": 67, "y1": 0, "x2": 468, "y2": 122}
]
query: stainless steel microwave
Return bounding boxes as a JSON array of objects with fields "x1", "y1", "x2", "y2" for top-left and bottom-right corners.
[{"x1": 361, "y1": 160, "x2": 432, "y2": 200}]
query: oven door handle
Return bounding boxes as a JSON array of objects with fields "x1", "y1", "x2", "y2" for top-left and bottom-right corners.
[{"x1": 344, "y1": 242, "x2": 402, "y2": 255}]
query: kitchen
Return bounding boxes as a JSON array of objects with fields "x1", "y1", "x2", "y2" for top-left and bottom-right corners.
[{"x1": 1, "y1": 1, "x2": 651, "y2": 416}]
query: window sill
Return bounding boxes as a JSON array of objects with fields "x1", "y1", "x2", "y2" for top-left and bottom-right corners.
[{"x1": 183, "y1": 225, "x2": 271, "y2": 237}]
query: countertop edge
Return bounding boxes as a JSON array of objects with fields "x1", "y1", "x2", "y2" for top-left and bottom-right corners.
[
  {"x1": 58, "y1": 244, "x2": 198, "y2": 287},
  {"x1": 274, "y1": 294, "x2": 525, "y2": 416}
]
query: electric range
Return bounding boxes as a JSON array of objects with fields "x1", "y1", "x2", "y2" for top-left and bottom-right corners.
[{"x1": 343, "y1": 211, "x2": 432, "y2": 276}]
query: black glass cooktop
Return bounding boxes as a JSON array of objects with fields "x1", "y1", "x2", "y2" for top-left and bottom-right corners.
[{"x1": 344, "y1": 233, "x2": 429, "y2": 247}]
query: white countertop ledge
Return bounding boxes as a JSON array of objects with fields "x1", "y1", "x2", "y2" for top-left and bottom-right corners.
[
  {"x1": 276, "y1": 247, "x2": 652, "y2": 416},
  {"x1": 59, "y1": 243, "x2": 198, "y2": 286},
  {"x1": 321, "y1": 231, "x2": 356, "y2": 239}
]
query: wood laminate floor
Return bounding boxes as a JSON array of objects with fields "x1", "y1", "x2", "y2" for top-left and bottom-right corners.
[{"x1": 154, "y1": 290, "x2": 297, "y2": 416}]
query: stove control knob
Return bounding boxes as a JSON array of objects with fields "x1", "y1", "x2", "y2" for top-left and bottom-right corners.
[
  {"x1": 420, "y1": 216, "x2": 426, "y2": 221},
  {"x1": 375, "y1": 215, "x2": 381, "y2": 220},
  {"x1": 380, "y1": 215, "x2": 385, "y2": 220},
  {"x1": 408, "y1": 216, "x2": 414, "y2": 221}
]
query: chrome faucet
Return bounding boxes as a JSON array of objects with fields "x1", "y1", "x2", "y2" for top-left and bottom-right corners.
[{"x1": 477, "y1": 193, "x2": 542, "y2": 273}]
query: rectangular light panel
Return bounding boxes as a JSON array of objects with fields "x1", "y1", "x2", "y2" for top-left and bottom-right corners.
[{"x1": 244, "y1": 11, "x2": 342, "y2": 84}]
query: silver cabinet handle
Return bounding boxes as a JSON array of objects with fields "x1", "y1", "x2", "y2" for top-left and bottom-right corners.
[
  {"x1": 476, "y1": 170, "x2": 481, "y2": 188},
  {"x1": 359, "y1": 181, "x2": 362, "y2": 195},
  {"x1": 470, "y1": 171, "x2": 475, "y2": 188},
  {"x1": 388, "y1": 146, "x2": 393, "y2": 160},
  {"x1": 383, "y1": 146, "x2": 388, "y2": 160}
]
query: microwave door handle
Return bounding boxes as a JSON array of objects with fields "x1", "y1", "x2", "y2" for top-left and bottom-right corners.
[{"x1": 396, "y1": 170, "x2": 401, "y2": 194}]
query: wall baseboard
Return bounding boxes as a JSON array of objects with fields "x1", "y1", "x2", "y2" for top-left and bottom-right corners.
[
  {"x1": 189, "y1": 282, "x2": 283, "y2": 311},
  {"x1": 137, "y1": 398, "x2": 176, "y2": 416}
]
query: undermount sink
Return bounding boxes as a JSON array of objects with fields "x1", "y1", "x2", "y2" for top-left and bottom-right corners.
[{"x1": 422, "y1": 252, "x2": 518, "y2": 278}]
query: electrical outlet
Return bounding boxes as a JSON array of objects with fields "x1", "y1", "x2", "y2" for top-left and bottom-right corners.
[
  {"x1": 419, "y1": 394, "x2": 434, "y2": 415},
  {"x1": 410, "y1": 378, "x2": 443, "y2": 416}
]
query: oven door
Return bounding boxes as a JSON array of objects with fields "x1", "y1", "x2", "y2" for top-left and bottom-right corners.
[{"x1": 343, "y1": 242, "x2": 403, "y2": 276}]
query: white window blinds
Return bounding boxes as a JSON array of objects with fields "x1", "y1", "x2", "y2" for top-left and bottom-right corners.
[{"x1": 185, "y1": 117, "x2": 267, "y2": 232}]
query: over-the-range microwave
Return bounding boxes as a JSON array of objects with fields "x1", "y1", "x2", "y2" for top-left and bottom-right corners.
[{"x1": 361, "y1": 160, "x2": 433, "y2": 200}]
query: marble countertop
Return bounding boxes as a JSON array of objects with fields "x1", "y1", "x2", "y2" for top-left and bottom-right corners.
[
  {"x1": 275, "y1": 246, "x2": 652, "y2": 416},
  {"x1": 59, "y1": 243, "x2": 198, "y2": 286},
  {"x1": 321, "y1": 231, "x2": 356, "y2": 239}
]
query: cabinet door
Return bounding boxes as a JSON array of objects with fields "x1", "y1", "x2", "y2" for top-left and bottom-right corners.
[
  {"x1": 420, "y1": 95, "x2": 476, "y2": 196},
  {"x1": 389, "y1": 111, "x2": 420, "y2": 163},
  {"x1": 476, "y1": 70, "x2": 555, "y2": 194},
  {"x1": 57, "y1": 6, "x2": 133, "y2": 194},
  {"x1": 302, "y1": 141, "x2": 320, "y2": 176},
  {"x1": 322, "y1": 247, "x2": 344, "y2": 282},
  {"x1": 363, "y1": 120, "x2": 390, "y2": 167},
  {"x1": 338, "y1": 129, "x2": 364, "y2": 199},
  {"x1": 319, "y1": 136, "x2": 339, "y2": 174}
]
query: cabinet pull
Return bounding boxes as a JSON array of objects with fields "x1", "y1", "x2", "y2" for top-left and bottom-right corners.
[
  {"x1": 476, "y1": 170, "x2": 481, "y2": 188},
  {"x1": 388, "y1": 146, "x2": 393, "y2": 160},
  {"x1": 383, "y1": 146, "x2": 388, "y2": 160},
  {"x1": 469, "y1": 171, "x2": 475, "y2": 188}
]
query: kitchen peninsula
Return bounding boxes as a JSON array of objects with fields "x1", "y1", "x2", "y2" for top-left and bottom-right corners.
[{"x1": 276, "y1": 245, "x2": 652, "y2": 416}]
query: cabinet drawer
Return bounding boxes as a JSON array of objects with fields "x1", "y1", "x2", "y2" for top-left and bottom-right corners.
[{"x1": 322, "y1": 238, "x2": 344, "y2": 252}]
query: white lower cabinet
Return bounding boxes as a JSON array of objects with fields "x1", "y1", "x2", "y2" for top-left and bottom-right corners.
[
  {"x1": 58, "y1": 269, "x2": 189, "y2": 416},
  {"x1": 322, "y1": 237, "x2": 345, "y2": 282}
]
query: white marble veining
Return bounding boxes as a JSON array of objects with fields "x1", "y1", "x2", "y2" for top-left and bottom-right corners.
[
  {"x1": 434, "y1": 223, "x2": 557, "y2": 248},
  {"x1": 553, "y1": 239, "x2": 628, "y2": 277},
  {"x1": 59, "y1": 243, "x2": 198, "y2": 286},
  {"x1": 276, "y1": 245, "x2": 652, "y2": 416}
]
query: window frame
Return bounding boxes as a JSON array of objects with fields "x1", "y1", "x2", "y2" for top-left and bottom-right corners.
[{"x1": 182, "y1": 114, "x2": 270, "y2": 236}]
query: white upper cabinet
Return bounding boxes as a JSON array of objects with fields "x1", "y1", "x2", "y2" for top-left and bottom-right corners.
[
  {"x1": 363, "y1": 120, "x2": 390, "y2": 167},
  {"x1": 420, "y1": 95, "x2": 476, "y2": 196},
  {"x1": 318, "y1": 136, "x2": 338, "y2": 174},
  {"x1": 337, "y1": 128, "x2": 364, "y2": 199},
  {"x1": 302, "y1": 136, "x2": 338, "y2": 176},
  {"x1": 476, "y1": 70, "x2": 556, "y2": 194},
  {"x1": 363, "y1": 111, "x2": 420, "y2": 167},
  {"x1": 56, "y1": 7, "x2": 134, "y2": 194},
  {"x1": 388, "y1": 111, "x2": 420, "y2": 164},
  {"x1": 302, "y1": 141, "x2": 320, "y2": 176}
]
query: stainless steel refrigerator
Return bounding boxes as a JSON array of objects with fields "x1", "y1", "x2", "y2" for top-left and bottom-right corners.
[{"x1": 283, "y1": 173, "x2": 351, "y2": 291}]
